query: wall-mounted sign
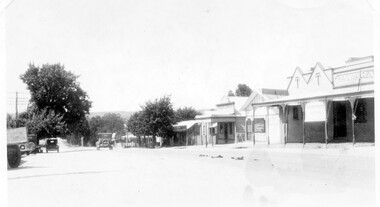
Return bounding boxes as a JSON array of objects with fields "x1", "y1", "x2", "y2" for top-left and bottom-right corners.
[
  {"x1": 334, "y1": 69, "x2": 374, "y2": 88},
  {"x1": 253, "y1": 118, "x2": 265, "y2": 133},
  {"x1": 173, "y1": 126, "x2": 187, "y2": 132},
  {"x1": 305, "y1": 102, "x2": 325, "y2": 122}
]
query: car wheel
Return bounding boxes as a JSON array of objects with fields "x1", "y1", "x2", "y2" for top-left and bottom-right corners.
[{"x1": 7, "y1": 145, "x2": 21, "y2": 168}]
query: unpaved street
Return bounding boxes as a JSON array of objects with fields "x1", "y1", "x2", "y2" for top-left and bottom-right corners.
[{"x1": 8, "y1": 143, "x2": 375, "y2": 207}]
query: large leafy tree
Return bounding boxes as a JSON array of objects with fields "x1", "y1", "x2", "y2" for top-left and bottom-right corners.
[
  {"x1": 89, "y1": 116, "x2": 103, "y2": 142},
  {"x1": 100, "y1": 113, "x2": 125, "y2": 135},
  {"x1": 235, "y1": 84, "x2": 253, "y2": 97},
  {"x1": 26, "y1": 108, "x2": 66, "y2": 138},
  {"x1": 175, "y1": 107, "x2": 200, "y2": 123},
  {"x1": 88, "y1": 113, "x2": 126, "y2": 146},
  {"x1": 143, "y1": 96, "x2": 176, "y2": 147},
  {"x1": 20, "y1": 63, "x2": 91, "y2": 140},
  {"x1": 126, "y1": 111, "x2": 148, "y2": 146}
]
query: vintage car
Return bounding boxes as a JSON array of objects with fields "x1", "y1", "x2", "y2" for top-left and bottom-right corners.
[
  {"x1": 18, "y1": 142, "x2": 36, "y2": 155},
  {"x1": 96, "y1": 133, "x2": 114, "y2": 150},
  {"x1": 46, "y1": 138, "x2": 59, "y2": 153}
]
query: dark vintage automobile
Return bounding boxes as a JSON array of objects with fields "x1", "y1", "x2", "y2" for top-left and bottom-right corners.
[
  {"x1": 96, "y1": 133, "x2": 114, "y2": 150},
  {"x1": 46, "y1": 138, "x2": 59, "y2": 153}
]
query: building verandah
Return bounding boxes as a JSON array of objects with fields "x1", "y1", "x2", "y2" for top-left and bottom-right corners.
[
  {"x1": 251, "y1": 90, "x2": 374, "y2": 145},
  {"x1": 195, "y1": 115, "x2": 246, "y2": 146}
]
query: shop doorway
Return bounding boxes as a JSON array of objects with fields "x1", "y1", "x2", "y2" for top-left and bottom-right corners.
[{"x1": 333, "y1": 102, "x2": 347, "y2": 139}]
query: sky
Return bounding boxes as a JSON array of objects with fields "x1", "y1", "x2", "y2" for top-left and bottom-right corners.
[{"x1": 2, "y1": 0, "x2": 376, "y2": 113}]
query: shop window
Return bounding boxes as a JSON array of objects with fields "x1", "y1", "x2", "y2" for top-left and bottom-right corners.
[
  {"x1": 220, "y1": 124, "x2": 223, "y2": 134},
  {"x1": 355, "y1": 100, "x2": 367, "y2": 123},
  {"x1": 209, "y1": 128, "x2": 216, "y2": 135},
  {"x1": 293, "y1": 107, "x2": 299, "y2": 120}
]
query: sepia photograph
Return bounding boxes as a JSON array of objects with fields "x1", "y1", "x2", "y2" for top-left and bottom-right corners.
[{"x1": 1, "y1": 0, "x2": 379, "y2": 206}]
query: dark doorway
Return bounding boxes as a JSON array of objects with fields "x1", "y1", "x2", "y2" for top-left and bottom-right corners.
[
  {"x1": 333, "y1": 102, "x2": 347, "y2": 139},
  {"x1": 224, "y1": 123, "x2": 228, "y2": 143}
]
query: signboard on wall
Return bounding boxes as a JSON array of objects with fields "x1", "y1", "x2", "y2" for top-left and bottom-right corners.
[
  {"x1": 305, "y1": 102, "x2": 326, "y2": 122},
  {"x1": 334, "y1": 69, "x2": 374, "y2": 88},
  {"x1": 253, "y1": 118, "x2": 265, "y2": 133},
  {"x1": 173, "y1": 126, "x2": 186, "y2": 132}
]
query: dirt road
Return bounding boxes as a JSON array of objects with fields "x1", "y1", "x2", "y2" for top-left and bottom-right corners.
[{"x1": 8, "y1": 144, "x2": 375, "y2": 207}]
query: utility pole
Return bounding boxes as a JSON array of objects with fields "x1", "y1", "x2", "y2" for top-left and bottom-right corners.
[
  {"x1": 15, "y1": 91, "x2": 18, "y2": 127},
  {"x1": 15, "y1": 92, "x2": 18, "y2": 118}
]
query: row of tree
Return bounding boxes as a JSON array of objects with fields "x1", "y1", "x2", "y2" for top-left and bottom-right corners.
[
  {"x1": 7, "y1": 63, "x2": 200, "y2": 147},
  {"x1": 8, "y1": 62, "x2": 248, "y2": 147}
]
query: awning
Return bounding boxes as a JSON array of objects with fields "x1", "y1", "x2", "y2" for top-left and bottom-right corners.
[
  {"x1": 173, "y1": 120, "x2": 198, "y2": 132},
  {"x1": 251, "y1": 89, "x2": 374, "y2": 108}
]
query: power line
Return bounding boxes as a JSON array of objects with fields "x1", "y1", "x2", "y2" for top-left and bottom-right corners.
[{"x1": 6, "y1": 91, "x2": 29, "y2": 94}]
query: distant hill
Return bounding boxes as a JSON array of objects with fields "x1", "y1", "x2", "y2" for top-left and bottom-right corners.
[{"x1": 88, "y1": 111, "x2": 135, "y2": 120}]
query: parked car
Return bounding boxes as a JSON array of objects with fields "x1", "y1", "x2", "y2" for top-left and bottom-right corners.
[
  {"x1": 18, "y1": 142, "x2": 36, "y2": 155},
  {"x1": 46, "y1": 138, "x2": 59, "y2": 153},
  {"x1": 96, "y1": 133, "x2": 113, "y2": 150}
]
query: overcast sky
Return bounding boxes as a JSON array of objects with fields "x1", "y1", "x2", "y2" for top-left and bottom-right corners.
[{"x1": 3, "y1": 0, "x2": 375, "y2": 113}]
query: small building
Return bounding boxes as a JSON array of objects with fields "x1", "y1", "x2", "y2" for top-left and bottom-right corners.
[
  {"x1": 251, "y1": 56, "x2": 374, "y2": 145},
  {"x1": 173, "y1": 120, "x2": 200, "y2": 146},
  {"x1": 172, "y1": 88, "x2": 288, "y2": 146}
]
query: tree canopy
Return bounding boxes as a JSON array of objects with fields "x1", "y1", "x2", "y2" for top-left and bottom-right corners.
[
  {"x1": 126, "y1": 111, "x2": 148, "y2": 138},
  {"x1": 235, "y1": 84, "x2": 252, "y2": 97},
  {"x1": 126, "y1": 96, "x2": 176, "y2": 147},
  {"x1": 88, "y1": 113, "x2": 126, "y2": 145},
  {"x1": 144, "y1": 96, "x2": 176, "y2": 146},
  {"x1": 20, "y1": 63, "x2": 92, "y2": 139},
  {"x1": 175, "y1": 107, "x2": 200, "y2": 123}
]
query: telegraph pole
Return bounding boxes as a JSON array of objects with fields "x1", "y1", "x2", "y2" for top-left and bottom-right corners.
[{"x1": 15, "y1": 91, "x2": 18, "y2": 119}]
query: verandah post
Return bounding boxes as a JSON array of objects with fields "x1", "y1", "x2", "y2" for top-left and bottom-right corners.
[
  {"x1": 266, "y1": 106, "x2": 270, "y2": 145},
  {"x1": 252, "y1": 107, "x2": 256, "y2": 147},
  {"x1": 300, "y1": 102, "x2": 306, "y2": 147},
  {"x1": 281, "y1": 104, "x2": 287, "y2": 145},
  {"x1": 324, "y1": 99, "x2": 329, "y2": 148},
  {"x1": 348, "y1": 97, "x2": 357, "y2": 145}
]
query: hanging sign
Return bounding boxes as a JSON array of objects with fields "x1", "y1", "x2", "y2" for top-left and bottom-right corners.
[{"x1": 253, "y1": 118, "x2": 265, "y2": 133}]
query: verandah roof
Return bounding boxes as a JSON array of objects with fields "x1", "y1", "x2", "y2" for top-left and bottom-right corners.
[{"x1": 251, "y1": 90, "x2": 374, "y2": 108}]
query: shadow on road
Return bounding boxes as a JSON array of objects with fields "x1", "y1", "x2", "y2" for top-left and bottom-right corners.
[
  {"x1": 8, "y1": 165, "x2": 48, "y2": 171},
  {"x1": 43, "y1": 148, "x2": 98, "y2": 154},
  {"x1": 8, "y1": 170, "x2": 113, "y2": 180}
]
